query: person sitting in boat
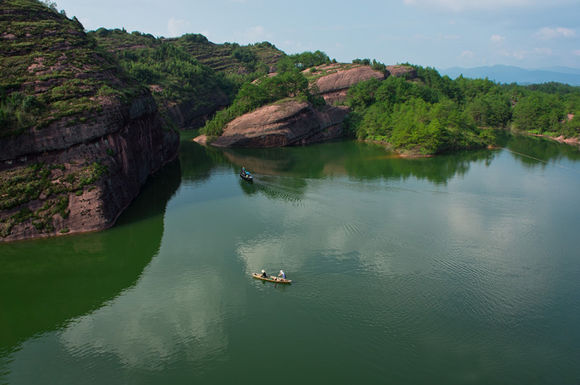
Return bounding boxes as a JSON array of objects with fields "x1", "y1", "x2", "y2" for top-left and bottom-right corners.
[
  {"x1": 278, "y1": 270, "x2": 286, "y2": 279},
  {"x1": 241, "y1": 167, "x2": 246, "y2": 175},
  {"x1": 261, "y1": 269, "x2": 267, "y2": 278}
]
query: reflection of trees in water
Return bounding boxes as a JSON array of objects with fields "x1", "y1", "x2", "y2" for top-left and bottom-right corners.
[
  {"x1": 0, "y1": 159, "x2": 181, "y2": 355},
  {"x1": 186, "y1": 135, "x2": 578, "y2": 202},
  {"x1": 504, "y1": 134, "x2": 580, "y2": 169},
  {"x1": 179, "y1": 140, "x2": 230, "y2": 184},
  {"x1": 224, "y1": 141, "x2": 497, "y2": 186},
  {"x1": 344, "y1": 148, "x2": 496, "y2": 185}
]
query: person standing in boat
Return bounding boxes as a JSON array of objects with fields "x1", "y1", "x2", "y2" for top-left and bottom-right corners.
[{"x1": 278, "y1": 270, "x2": 286, "y2": 279}]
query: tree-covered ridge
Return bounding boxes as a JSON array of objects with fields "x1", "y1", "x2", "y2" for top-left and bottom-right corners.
[
  {"x1": 91, "y1": 30, "x2": 231, "y2": 110},
  {"x1": 0, "y1": 0, "x2": 143, "y2": 137},
  {"x1": 90, "y1": 29, "x2": 291, "y2": 129},
  {"x1": 172, "y1": 34, "x2": 284, "y2": 75},
  {"x1": 347, "y1": 65, "x2": 580, "y2": 154}
]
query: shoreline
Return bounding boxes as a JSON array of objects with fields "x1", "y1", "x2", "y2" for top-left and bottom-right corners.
[{"x1": 524, "y1": 132, "x2": 580, "y2": 147}]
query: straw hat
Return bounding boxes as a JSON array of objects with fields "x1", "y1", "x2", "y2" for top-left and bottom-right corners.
[{"x1": 261, "y1": 269, "x2": 265, "y2": 273}]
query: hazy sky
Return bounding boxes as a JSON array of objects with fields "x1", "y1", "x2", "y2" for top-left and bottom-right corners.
[{"x1": 56, "y1": 0, "x2": 580, "y2": 69}]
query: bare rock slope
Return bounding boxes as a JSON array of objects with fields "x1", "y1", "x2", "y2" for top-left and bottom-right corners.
[
  {"x1": 312, "y1": 65, "x2": 386, "y2": 104},
  {"x1": 211, "y1": 100, "x2": 349, "y2": 148}
]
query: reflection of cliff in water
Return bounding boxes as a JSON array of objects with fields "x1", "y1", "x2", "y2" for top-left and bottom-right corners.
[
  {"x1": 504, "y1": 134, "x2": 580, "y2": 169},
  {"x1": 223, "y1": 141, "x2": 497, "y2": 185},
  {"x1": 0, "y1": 160, "x2": 181, "y2": 355},
  {"x1": 179, "y1": 139, "x2": 230, "y2": 184}
]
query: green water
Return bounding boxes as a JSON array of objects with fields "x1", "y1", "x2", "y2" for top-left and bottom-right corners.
[{"x1": 1, "y1": 135, "x2": 580, "y2": 384}]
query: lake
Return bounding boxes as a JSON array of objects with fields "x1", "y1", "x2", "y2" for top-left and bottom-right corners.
[{"x1": 1, "y1": 134, "x2": 580, "y2": 384}]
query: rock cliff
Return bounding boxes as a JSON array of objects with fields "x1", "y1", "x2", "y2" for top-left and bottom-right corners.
[
  {"x1": 0, "y1": 0, "x2": 178, "y2": 241},
  {"x1": 312, "y1": 64, "x2": 386, "y2": 104},
  {"x1": 211, "y1": 99, "x2": 348, "y2": 148}
]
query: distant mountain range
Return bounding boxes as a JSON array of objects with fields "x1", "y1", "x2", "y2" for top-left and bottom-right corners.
[{"x1": 439, "y1": 65, "x2": 580, "y2": 86}]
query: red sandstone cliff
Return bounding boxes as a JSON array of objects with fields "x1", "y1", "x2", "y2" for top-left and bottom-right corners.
[
  {"x1": 0, "y1": 1, "x2": 178, "y2": 241},
  {"x1": 210, "y1": 100, "x2": 348, "y2": 148}
]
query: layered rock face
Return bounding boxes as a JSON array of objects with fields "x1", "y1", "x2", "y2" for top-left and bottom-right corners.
[
  {"x1": 211, "y1": 100, "x2": 348, "y2": 148},
  {"x1": 314, "y1": 65, "x2": 386, "y2": 104},
  {"x1": 0, "y1": 1, "x2": 178, "y2": 241}
]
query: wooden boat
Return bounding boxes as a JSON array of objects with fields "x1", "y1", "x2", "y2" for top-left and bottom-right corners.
[
  {"x1": 240, "y1": 171, "x2": 253, "y2": 182},
  {"x1": 252, "y1": 273, "x2": 292, "y2": 284}
]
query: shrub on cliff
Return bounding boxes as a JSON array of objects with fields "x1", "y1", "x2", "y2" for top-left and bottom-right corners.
[
  {"x1": 0, "y1": 92, "x2": 45, "y2": 137},
  {"x1": 353, "y1": 58, "x2": 386, "y2": 74},
  {"x1": 0, "y1": 0, "x2": 145, "y2": 137}
]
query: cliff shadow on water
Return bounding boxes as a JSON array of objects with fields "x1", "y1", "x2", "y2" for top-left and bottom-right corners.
[{"x1": 0, "y1": 159, "x2": 182, "y2": 356}]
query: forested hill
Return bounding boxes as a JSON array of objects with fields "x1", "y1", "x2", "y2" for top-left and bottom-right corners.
[
  {"x1": 441, "y1": 65, "x2": 580, "y2": 86},
  {"x1": 91, "y1": 29, "x2": 284, "y2": 76},
  {"x1": 87, "y1": 28, "x2": 580, "y2": 154},
  {"x1": 346, "y1": 67, "x2": 580, "y2": 154},
  {"x1": 89, "y1": 28, "x2": 285, "y2": 129},
  {"x1": 198, "y1": 57, "x2": 580, "y2": 155}
]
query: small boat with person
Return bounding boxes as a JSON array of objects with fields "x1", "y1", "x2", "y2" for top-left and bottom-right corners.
[
  {"x1": 252, "y1": 269, "x2": 291, "y2": 284},
  {"x1": 240, "y1": 166, "x2": 253, "y2": 182}
]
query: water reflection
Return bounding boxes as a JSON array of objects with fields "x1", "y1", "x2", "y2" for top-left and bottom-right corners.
[
  {"x1": 179, "y1": 139, "x2": 230, "y2": 184},
  {"x1": 504, "y1": 134, "x2": 580, "y2": 169},
  {"x1": 58, "y1": 267, "x2": 230, "y2": 372},
  {"x1": 222, "y1": 142, "x2": 496, "y2": 184},
  {"x1": 0, "y1": 160, "x2": 181, "y2": 356},
  {"x1": 182, "y1": 134, "x2": 580, "y2": 190}
]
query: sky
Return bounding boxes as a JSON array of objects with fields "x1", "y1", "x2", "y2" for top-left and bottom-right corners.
[{"x1": 56, "y1": 0, "x2": 580, "y2": 70}]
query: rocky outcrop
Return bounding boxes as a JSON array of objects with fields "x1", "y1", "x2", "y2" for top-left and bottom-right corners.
[
  {"x1": 210, "y1": 100, "x2": 348, "y2": 148},
  {"x1": 203, "y1": 64, "x2": 393, "y2": 149},
  {"x1": 313, "y1": 65, "x2": 386, "y2": 104},
  {"x1": 0, "y1": 0, "x2": 178, "y2": 241},
  {"x1": 386, "y1": 65, "x2": 417, "y2": 79}
]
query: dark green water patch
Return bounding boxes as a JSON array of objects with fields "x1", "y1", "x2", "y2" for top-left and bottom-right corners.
[{"x1": 0, "y1": 160, "x2": 181, "y2": 355}]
